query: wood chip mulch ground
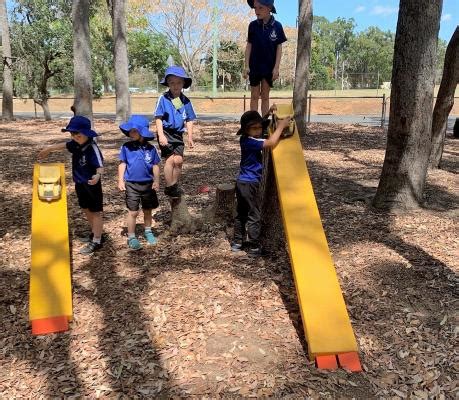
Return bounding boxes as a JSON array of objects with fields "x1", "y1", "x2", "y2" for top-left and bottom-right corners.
[{"x1": 1, "y1": 118, "x2": 457, "y2": 399}]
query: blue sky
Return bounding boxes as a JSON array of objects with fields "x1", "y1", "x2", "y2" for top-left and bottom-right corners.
[{"x1": 276, "y1": 0, "x2": 458, "y2": 41}]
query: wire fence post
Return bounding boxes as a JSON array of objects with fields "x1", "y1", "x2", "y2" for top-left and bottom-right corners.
[
  {"x1": 381, "y1": 93, "x2": 386, "y2": 128},
  {"x1": 307, "y1": 94, "x2": 312, "y2": 123},
  {"x1": 243, "y1": 94, "x2": 246, "y2": 112}
]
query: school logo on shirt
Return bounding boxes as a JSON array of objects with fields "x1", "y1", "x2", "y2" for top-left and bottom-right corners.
[
  {"x1": 270, "y1": 29, "x2": 278, "y2": 41},
  {"x1": 79, "y1": 155, "x2": 87, "y2": 166},
  {"x1": 144, "y1": 152, "x2": 152, "y2": 163},
  {"x1": 182, "y1": 110, "x2": 187, "y2": 120}
]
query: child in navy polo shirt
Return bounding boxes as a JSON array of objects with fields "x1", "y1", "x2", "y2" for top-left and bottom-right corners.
[
  {"x1": 118, "y1": 115, "x2": 161, "y2": 251},
  {"x1": 38, "y1": 116, "x2": 105, "y2": 255},
  {"x1": 244, "y1": 0, "x2": 287, "y2": 116},
  {"x1": 231, "y1": 107, "x2": 290, "y2": 256},
  {"x1": 154, "y1": 65, "x2": 196, "y2": 199}
]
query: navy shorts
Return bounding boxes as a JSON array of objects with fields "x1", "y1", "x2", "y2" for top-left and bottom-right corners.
[
  {"x1": 125, "y1": 181, "x2": 159, "y2": 211},
  {"x1": 249, "y1": 72, "x2": 273, "y2": 88},
  {"x1": 159, "y1": 142, "x2": 185, "y2": 158},
  {"x1": 75, "y1": 181, "x2": 103, "y2": 212}
]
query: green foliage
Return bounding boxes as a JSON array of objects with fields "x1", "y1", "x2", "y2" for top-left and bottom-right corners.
[
  {"x1": 128, "y1": 30, "x2": 180, "y2": 74},
  {"x1": 10, "y1": 0, "x2": 73, "y2": 100}
]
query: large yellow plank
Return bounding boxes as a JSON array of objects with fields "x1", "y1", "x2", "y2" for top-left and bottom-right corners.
[
  {"x1": 30, "y1": 163, "x2": 72, "y2": 321},
  {"x1": 272, "y1": 104, "x2": 357, "y2": 358}
]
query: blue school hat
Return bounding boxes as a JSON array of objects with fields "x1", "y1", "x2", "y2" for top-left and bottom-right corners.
[
  {"x1": 160, "y1": 65, "x2": 192, "y2": 89},
  {"x1": 247, "y1": 0, "x2": 277, "y2": 14},
  {"x1": 61, "y1": 115, "x2": 98, "y2": 138},
  {"x1": 119, "y1": 115, "x2": 155, "y2": 140}
]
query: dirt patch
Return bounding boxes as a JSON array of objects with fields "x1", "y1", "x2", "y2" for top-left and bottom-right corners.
[{"x1": 0, "y1": 119, "x2": 457, "y2": 398}]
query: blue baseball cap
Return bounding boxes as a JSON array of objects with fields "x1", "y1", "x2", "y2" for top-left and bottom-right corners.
[
  {"x1": 61, "y1": 115, "x2": 98, "y2": 138},
  {"x1": 247, "y1": 0, "x2": 277, "y2": 13},
  {"x1": 160, "y1": 65, "x2": 192, "y2": 89},
  {"x1": 119, "y1": 115, "x2": 155, "y2": 140}
]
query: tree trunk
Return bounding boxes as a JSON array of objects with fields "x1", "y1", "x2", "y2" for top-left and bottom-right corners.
[
  {"x1": 372, "y1": 0, "x2": 443, "y2": 210},
  {"x1": 72, "y1": 0, "x2": 93, "y2": 120},
  {"x1": 35, "y1": 99, "x2": 51, "y2": 121},
  {"x1": 293, "y1": 0, "x2": 312, "y2": 136},
  {"x1": 0, "y1": 0, "x2": 14, "y2": 120},
  {"x1": 108, "y1": 0, "x2": 130, "y2": 122},
  {"x1": 205, "y1": 183, "x2": 235, "y2": 223},
  {"x1": 429, "y1": 26, "x2": 459, "y2": 168}
]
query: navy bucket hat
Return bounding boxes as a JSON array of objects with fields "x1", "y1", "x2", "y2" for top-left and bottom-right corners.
[
  {"x1": 237, "y1": 110, "x2": 270, "y2": 135},
  {"x1": 119, "y1": 115, "x2": 155, "y2": 140},
  {"x1": 61, "y1": 115, "x2": 98, "y2": 138},
  {"x1": 160, "y1": 65, "x2": 192, "y2": 89},
  {"x1": 247, "y1": 0, "x2": 277, "y2": 14}
]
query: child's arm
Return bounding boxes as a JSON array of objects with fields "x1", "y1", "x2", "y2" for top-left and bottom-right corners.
[
  {"x1": 272, "y1": 44, "x2": 283, "y2": 81},
  {"x1": 186, "y1": 120, "x2": 194, "y2": 148},
  {"x1": 37, "y1": 143, "x2": 67, "y2": 160},
  {"x1": 152, "y1": 164, "x2": 160, "y2": 191},
  {"x1": 155, "y1": 118, "x2": 168, "y2": 146},
  {"x1": 118, "y1": 162, "x2": 126, "y2": 191},
  {"x1": 88, "y1": 167, "x2": 104, "y2": 186},
  {"x1": 243, "y1": 42, "x2": 252, "y2": 79},
  {"x1": 263, "y1": 117, "x2": 290, "y2": 149}
]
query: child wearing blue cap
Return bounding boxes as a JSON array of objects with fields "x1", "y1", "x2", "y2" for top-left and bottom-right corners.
[
  {"x1": 154, "y1": 65, "x2": 197, "y2": 198},
  {"x1": 244, "y1": 0, "x2": 287, "y2": 116},
  {"x1": 38, "y1": 116, "x2": 105, "y2": 255},
  {"x1": 118, "y1": 115, "x2": 161, "y2": 250}
]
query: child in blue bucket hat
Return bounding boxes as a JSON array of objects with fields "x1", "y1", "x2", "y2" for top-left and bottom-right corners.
[
  {"x1": 38, "y1": 115, "x2": 105, "y2": 255},
  {"x1": 244, "y1": 0, "x2": 287, "y2": 117},
  {"x1": 118, "y1": 115, "x2": 161, "y2": 250},
  {"x1": 154, "y1": 65, "x2": 196, "y2": 198}
]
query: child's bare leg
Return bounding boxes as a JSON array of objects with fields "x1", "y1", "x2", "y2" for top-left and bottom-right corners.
[
  {"x1": 163, "y1": 156, "x2": 175, "y2": 187},
  {"x1": 127, "y1": 210, "x2": 138, "y2": 236},
  {"x1": 172, "y1": 155, "x2": 183, "y2": 184},
  {"x1": 250, "y1": 85, "x2": 260, "y2": 112},
  {"x1": 260, "y1": 80, "x2": 271, "y2": 116},
  {"x1": 90, "y1": 211, "x2": 103, "y2": 239},
  {"x1": 143, "y1": 209, "x2": 152, "y2": 229},
  {"x1": 83, "y1": 209, "x2": 94, "y2": 230}
]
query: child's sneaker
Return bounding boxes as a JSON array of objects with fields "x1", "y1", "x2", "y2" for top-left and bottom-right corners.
[
  {"x1": 247, "y1": 246, "x2": 262, "y2": 257},
  {"x1": 80, "y1": 241, "x2": 102, "y2": 255},
  {"x1": 128, "y1": 237, "x2": 142, "y2": 250},
  {"x1": 79, "y1": 233, "x2": 108, "y2": 243},
  {"x1": 230, "y1": 241, "x2": 243, "y2": 252},
  {"x1": 144, "y1": 230, "x2": 157, "y2": 245}
]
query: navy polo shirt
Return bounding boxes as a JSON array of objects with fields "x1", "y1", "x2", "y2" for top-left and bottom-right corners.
[
  {"x1": 154, "y1": 91, "x2": 196, "y2": 133},
  {"x1": 66, "y1": 140, "x2": 104, "y2": 184},
  {"x1": 247, "y1": 16, "x2": 287, "y2": 76},
  {"x1": 119, "y1": 141, "x2": 161, "y2": 182},
  {"x1": 237, "y1": 136, "x2": 265, "y2": 183}
]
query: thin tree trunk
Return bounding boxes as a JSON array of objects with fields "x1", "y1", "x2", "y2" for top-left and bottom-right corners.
[
  {"x1": 293, "y1": 0, "x2": 312, "y2": 136},
  {"x1": 72, "y1": 0, "x2": 93, "y2": 120},
  {"x1": 108, "y1": 0, "x2": 130, "y2": 122},
  {"x1": 372, "y1": 0, "x2": 443, "y2": 210},
  {"x1": 35, "y1": 99, "x2": 51, "y2": 121},
  {"x1": 429, "y1": 26, "x2": 459, "y2": 168},
  {"x1": 0, "y1": 0, "x2": 14, "y2": 120}
]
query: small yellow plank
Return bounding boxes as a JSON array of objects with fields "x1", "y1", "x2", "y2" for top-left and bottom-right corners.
[
  {"x1": 271, "y1": 104, "x2": 358, "y2": 358},
  {"x1": 30, "y1": 163, "x2": 72, "y2": 322}
]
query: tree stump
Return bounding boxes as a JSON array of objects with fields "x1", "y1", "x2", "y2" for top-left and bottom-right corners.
[
  {"x1": 203, "y1": 183, "x2": 236, "y2": 224},
  {"x1": 169, "y1": 196, "x2": 201, "y2": 234}
]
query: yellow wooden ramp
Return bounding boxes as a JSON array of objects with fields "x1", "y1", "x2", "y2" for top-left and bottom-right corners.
[
  {"x1": 30, "y1": 163, "x2": 72, "y2": 335},
  {"x1": 271, "y1": 104, "x2": 361, "y2": 371}
]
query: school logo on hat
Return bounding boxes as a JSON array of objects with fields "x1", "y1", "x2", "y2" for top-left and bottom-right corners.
[
  {"x1": 119, "y1": 115, "x2": 155, "y2": 140},
  {"x1": 247, "y1": 0, "x2": 277, "y2": 14},
  {"x1": 61, "y1": 115, "x2": 98, "y2": 138},
  {"x1": 160, "y1": 65, "x2": 192, "y2": 89}
]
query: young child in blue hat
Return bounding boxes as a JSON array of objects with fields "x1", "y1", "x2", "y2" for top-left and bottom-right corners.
[
  {"x1": 38, "y1": 116, "x2": 105, "y2": 255},
  {"x1": 118, "y1": 115, "x2": 161, "y2": 250},
  {"x1": 244, "y1": 0, "x2": 287, "y2": 116},
  {"x1": 154, "y1": 65, "x2": 197, "y2": 198},
  {"x1": 231, "y1": 107, "x2": 290, "y2": 256}
]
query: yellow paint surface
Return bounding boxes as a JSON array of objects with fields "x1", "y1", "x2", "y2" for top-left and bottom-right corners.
[
  {"x1": 29, "y1": 163, "x2": 72, "y2": 321},
  {"x1": 272, "y1": 104, "x2": 357, "y2": 357}
]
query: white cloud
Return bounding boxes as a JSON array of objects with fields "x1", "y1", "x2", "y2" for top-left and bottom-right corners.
[
  {"x1": 441, "y1": 14, "x2": 452, "y2": 22},
  {"x1": 370, "y1": 6, "x2": 399, "y2": 16},
  {"x1": 355, "y1": 6, "x2": 366, "y2": 13}
]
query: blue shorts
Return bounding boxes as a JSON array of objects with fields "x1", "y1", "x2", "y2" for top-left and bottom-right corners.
[{"x1": 75, "y1": 181, "x2": 103, "y2": 212}]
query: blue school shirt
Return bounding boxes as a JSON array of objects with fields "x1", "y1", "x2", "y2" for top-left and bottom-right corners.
[
  {"x1": 154, "y1": 91, "x2": 196, "y2": 133},
  {"x1": 237, "y1": 136, "x2": 265, "y2": 183},
  {"x1": 247, "y1": 16, "x2": 287, "y2": 76},
  {"x1": 66, "y1": 140, "x2": 104, "y2": 184},
  {"x1": 119, "y1": 141, "x2": 161, "y2": 182}
]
